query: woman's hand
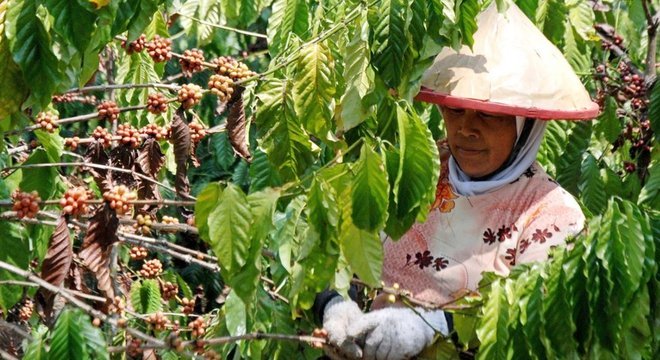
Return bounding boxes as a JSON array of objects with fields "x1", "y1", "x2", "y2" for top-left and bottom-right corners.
[
  {"x1": 322, "y1": 297, "x2": 365, "y2": 359},
  {"x1": 344, "y1": 307, "x2": 448, "y2": 360}
]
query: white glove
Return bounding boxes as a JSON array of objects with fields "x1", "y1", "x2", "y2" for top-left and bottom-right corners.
[
  {"x1": 346, "y1": 307, "x2": 448, "y2": 360},
  {"x1": 322, "y1": 297, "x2": 365, "y2": 359}
]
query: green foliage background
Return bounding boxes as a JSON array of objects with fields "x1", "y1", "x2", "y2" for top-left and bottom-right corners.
[{"x1": 0, "y1": 0, "x2": 657, "y2": 359}]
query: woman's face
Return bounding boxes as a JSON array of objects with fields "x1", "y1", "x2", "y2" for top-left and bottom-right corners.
[{"x1": 440, "y1": 106, "x2": 517, "y2": 178}]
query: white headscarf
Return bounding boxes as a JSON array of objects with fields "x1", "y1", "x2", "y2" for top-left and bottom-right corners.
[{"x1": 448, "y1": 116, "x2": 547, "y2": 196}]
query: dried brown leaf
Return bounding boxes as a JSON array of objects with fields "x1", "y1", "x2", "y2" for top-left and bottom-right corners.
[
  {"x1": 110, "y1": 146, "x2": 138, "y2": 187},
  {"x1": 40, "y1": 215, "x2": 73, "y2": 288},
  {"x1": 171, "y1": 107, "x2": 191, "y2": 198},
  {"x1": 227, "y1": 96, "x2": 252, "y2": 162},
  {"x1": 79, "y1": 204, "x2": 119, "y2": 299},
  {"x1": 84, "y1": 141, "x2": 110, "y2": 190},
  {"x1": 138, "y1": 138, "x2": 165, "y2": 177}
]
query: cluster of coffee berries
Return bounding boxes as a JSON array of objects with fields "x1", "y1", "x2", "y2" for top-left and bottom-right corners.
[
  {"x1": 177, "y1": 84, "x2": 203, "y2": 109},
  {"x1": 103, "y1": 185, "x2": 137, "y2": 215},
  {"x1": 161, "y1": 281, "x2": 179, "y2": 301},
  {"x1": 189, "y1": 317, "x2": 206, "y2": 338},
  {"x1": 12, "y1": 190, "x2": 40, "y2": 219},
  {"x1": 601, "y1": 33, "x2": 624, "y2": 51},
  {"x1": 146, "y1": 311, "x2": 170, "y2": 331},
  {"x1": 116, "y1": 123, "x2": 142, "y2": 148},
  {"x1": 167, "y1": 333, "x2": 185, "y2": 352},
  {"x1": 97, "y1": 101, "x2": 121, "y2": 122},
  {"x1": 127, "y1": 338, "x2": 143, "y2": 357},
  {"x1": 18, "y1": 299, "x2": 33, "y2": 321},
  {"x1": 64, "y1": 137, "x2": 80, "y2": 150},
  {"x1": 160, "y1": 215, "x2": 180, "y2": 233},
  {"x1": 35, "y1": 112, "x2": 58, "y2": 133},
  {"x1": 188, "y1": 122, "x2": 207, "y2": 143},
  {"x1": 140, "y1": 259, "x2": 163, "y2": 278},
  {"x1": 129, "y1": 245, "x2": 149, "y2": 260},
  {"x1": 140, "y1": 123, "x2": 168, "y2": 141},
  {"x1": 204, "y1": 350, "x2": 220, "y2": 360},
  {"x1": 179, "y1": 49, "x2": 205, "y2": 76},
  {"x1": 146, "y1": 35, "x2": 172, "y2": 62},
  {"x1": 52, "y1": 92, "x2": 97, "y2": 104},
  {"x1": 110, "y1": 295, "x2": 126, "y2": 315},
  {"x1": 181, "y1": 297, "x2": 195, "y2": 314},
  {"x1": 133, "y1": 214, "x2": 153, "y2": 235},
  {"x1": 92, "y1": 126, "x2": 113, "y2": 148},
  {"x1": 146, "y1": 93, "x2": 169, "y2": 114},
  {"x1": 617, "y1": 63, "x2": 647, "y2": 110},
  {"x1": 59, "y1": 187, "x2": 90, "y2": 216},
  {"x1": 212, "y1": 56, "x2": 255, "y2": 81},
  {"x1": 208, "y1": 75, "x2": 234, "y2": 102},
  {"x1": 122, "y1": 34, "x2": 146, "y2": 54}
]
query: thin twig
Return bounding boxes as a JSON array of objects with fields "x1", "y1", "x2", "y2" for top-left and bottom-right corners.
[
  {"x1": 0, "y1": 348, "x2": 19, "y2": 360},
  {"x1": 174, "y1": 13, "x2": 268, "y2": 39},
  {"x1": 0, "y1": 279, "x2": 106, "y2": 303},
  {"x1": 0, "y1": 319, "x2": 33, "y2": 342},
  {"x1": 641, "y1": 0, "x2": 658, "y2": 80},
  {"x1": 183, "y1": 332, "x2": 326, "y2": 347},
  {"x1": 67, "y1": 83, "x2": 180, "y2": 94}
]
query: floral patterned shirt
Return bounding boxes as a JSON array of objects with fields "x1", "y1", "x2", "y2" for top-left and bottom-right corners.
[{"x1": 381, "y1": 146, "x2": 585, "y2": 305}]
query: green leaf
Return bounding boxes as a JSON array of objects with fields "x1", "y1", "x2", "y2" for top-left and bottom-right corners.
[
  {"x1": 44, "y1": 0, "x2": 96, "y2": 51},
  {"x1": 130, "y1": 279, "x2": 162, "y2": 314},
  {"x1": 567, "y1": 0, "x2": 594, "y2": 40},
  {"x1": 115, "y1": 50, "x2": 160, "y2": 108},
  {"x1": 340, "y1": 9, "x2": 373, "y2": 131},
  {"x1": 212, "y1": 132, "x2": 237, "y2": 171},
  {"x1": 34, "y1": 129, "x2": 63, "y2": 163},
  {"x1": 369, "y1": 0, "x2": 409, "y2": 88},
  {"x1": 0, "y1": 221, "x2": 29, "y2": 311},
  {"x1": 248, "y1": 149, "x2": 282, "y2": 192},
  {"x1": 19, "y1": 149, "x2": 58, "y2": 199},
  {"x1": 594, "y1": 97, "x2": 621, "y2": 143},
  {"x1": 541, "y1": 252, "x2": 578, "y2": 358},
  {"x1": 537, "y1": 120, "x2": 569, "y2": 177},
  {"x1": 649, "y1": 81, "x2": 660, "y2": 135},
  {"x1": 340, "y1": 181, "x2": 382, "y2": 287},
  {"x1": 80, "y1": 312, "x2": 109, "y2": 360},
  {"x1": 307, "y1": 177, "x2": 340, "y2": 253},
  {"x1": 23, "y1": 324, "x2": 49, "y2": 360},
  {"x1": 48, "y1": 309, "x2": 86, "y2": 360},
  {"x1": 0, "y1": 2, "x2": 28, "y2": 120},
  {"x1": 126, "y1": 0, "x2": 159, "y2": 42},
  {"x1": 638, "y1": 164, "x2": 659, "y2": 209},
  {"x1": 352, "y1": 144, "x2": 389, "y2": 231},
  {"x1": 5, "y1": 0, "x2": 62, "y2": 107},
  {"x1": 393, "y1": 102, "x2": 440, "y2": 219},
  {"x1": 476, "y1": 279, "x2": 509, "y2": 360},
  {"x1": 563, "y1": 25, "x2": 590, "y2": 73},
  {"x1": 178, "y1": 0, "x2": 221, "y2": 46},
  {"x1": 293, "y1": 42, "x2": 336, "y2": 140},
  {"x1": 267, "y1": 0, "x2": 310, "y2": 56},
  {"x1": 556, "y1": 121, "x2": 591, "y2": 195},
  {"x1": 195, "y1": 182, "x2": 223, "y2": 243},
  {"x1": 225, "y1": 290, "x2": 247, "y2": 336},
  {"x1": 255, "y1": 77, "x2": 315, "y2": 182},
  {"x1": 208, "y1": 183, "x2": 252, "y2": 274},
  {"x1": 579, "y1": 153, "x2": 607, "y2": 215},
  {"x1": 456, "y1": 0, "x2": 480, "y2": 47}
]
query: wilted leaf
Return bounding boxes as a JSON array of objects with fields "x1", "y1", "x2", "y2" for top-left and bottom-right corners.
[
  {"x1": 227, "y1": 90, "x2": 252, "y2": 161},
  {"x1": 138, "y1": 138, "x2": 165, "y2": 177},
  {"x1": 36, "y1": 215, "x2": 72, "y2": 318},
  {"x1": 171, "y1": 107, "x2": 191, "y2": 198},
  {"x1": 79, "y1": 204, "x2": 119, "y2": 299}
]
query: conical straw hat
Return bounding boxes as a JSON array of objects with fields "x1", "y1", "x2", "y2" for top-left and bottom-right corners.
[{"x1": 416, "y1": 1, "x2": 599, "y2": 120}]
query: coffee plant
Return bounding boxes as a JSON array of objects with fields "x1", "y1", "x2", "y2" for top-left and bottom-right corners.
[{"x1": 0, "y1": 0, "x2": 657, "y2": 359}]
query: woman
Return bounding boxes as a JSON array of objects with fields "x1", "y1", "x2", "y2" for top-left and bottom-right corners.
[{"x1": 317, "y1": 2, "x2": 599, "y2": 360}]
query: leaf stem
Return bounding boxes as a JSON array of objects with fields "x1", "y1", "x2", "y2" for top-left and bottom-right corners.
[{"x1": 174, "y1": 13, "x2": 268, "y2": 39}]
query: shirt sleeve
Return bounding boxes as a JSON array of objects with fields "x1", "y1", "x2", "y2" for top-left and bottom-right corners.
[{"x1": 515, "y1": 189, "x2": 585, "y2": 264}]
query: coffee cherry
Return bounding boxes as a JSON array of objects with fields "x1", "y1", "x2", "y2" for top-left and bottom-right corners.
[
  {"x1": 110, "y1": 296, "x2": 126, "y2": 315},
  {"x1": 189, "y1": 317, "x2": 206, "y2": 338},
  {"x1": 179, "y1": 48, "x2": 205, "y2": 76},
  {"x1": 146, "y1": 35, "x2": 172, "y2": 63},
  {"x1": 186, "y1": 216, "x2": 196, "y2": 227},
  {"x1": 59, "y1": 186, "x2": 90, "y2": 216},
  {"x1": 116, "y1": 123, "x2": 141, "y2": 148},
  {"x1": 117, "y1": 318, "x2": 127, "y2": 328},
  {"x1": 133, "y1": 214, "x2": 153, "y2": 235},
  {"x1": 140, "y1": 123, "x2": 167, "y2": 141},
  {"x1": 64, "y1": 137, "x2": 81, "y2": 150},
  {"x1": 624, "y1": 161, "x2": 636, "y2": 173},
  {"x1": 103, "y1": 185, "x2": 137, "y2": 215},
  {"x1": 12, "y1": 190, "x2": 41, "y2": 219},
  {"x1": 121, "y1": 34, "x2": 147, "y2": 54},
  {"x1": 208, "y1": 74, "x2": 234, "y2": 102},
  {"x1": 92, "y1": 317, "x2": 102, "y2": 327},
  {"x1": 92, "y1": 126, "x2": 113, "y2": 148},
  {"x1": 180, "y1": 297, "x2": 195, "y2": 314},
  {"x1": 127, "y1": 338, "x2": 143, "y2": 357},
  {"x1": 188, "y1": 122, "x2": 206, "y2": 144},
  {"x1": 140, "y1": 259, "x2": 163, "y2": 278},
  {"x1": 204, "y1": 350, "x2": 220, "y2": 360},
  {"x1": 97, "y1": 101, "x2": 121, "y2": 122},
  {"x1": 211, "y1": 56, "x2": 255, "y2": 81},
  {"x1": 35, "y1": 112, "x2": 59, "y2": 133},
  {"x1": 161, "y1": 281, "x2": 179, "y2": 301},
  {"x1": 146, "y1": 93, "x2": 169, "y2": 115},
  {"x1": 177, "y1": 84, "x2": 203, "y2": 109},
  {"x1": 146, "y1": 311, "x2": 169, "y2": 331},
  {"x1": 160, "y1": 215, "x2": 179, "y2": 233},
  {"x1": 129, "y1": 245, "x2": 149, "y2": 260},
  {"x1": 18, "y1": 298, "x2": 34, "y2": 322}
]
